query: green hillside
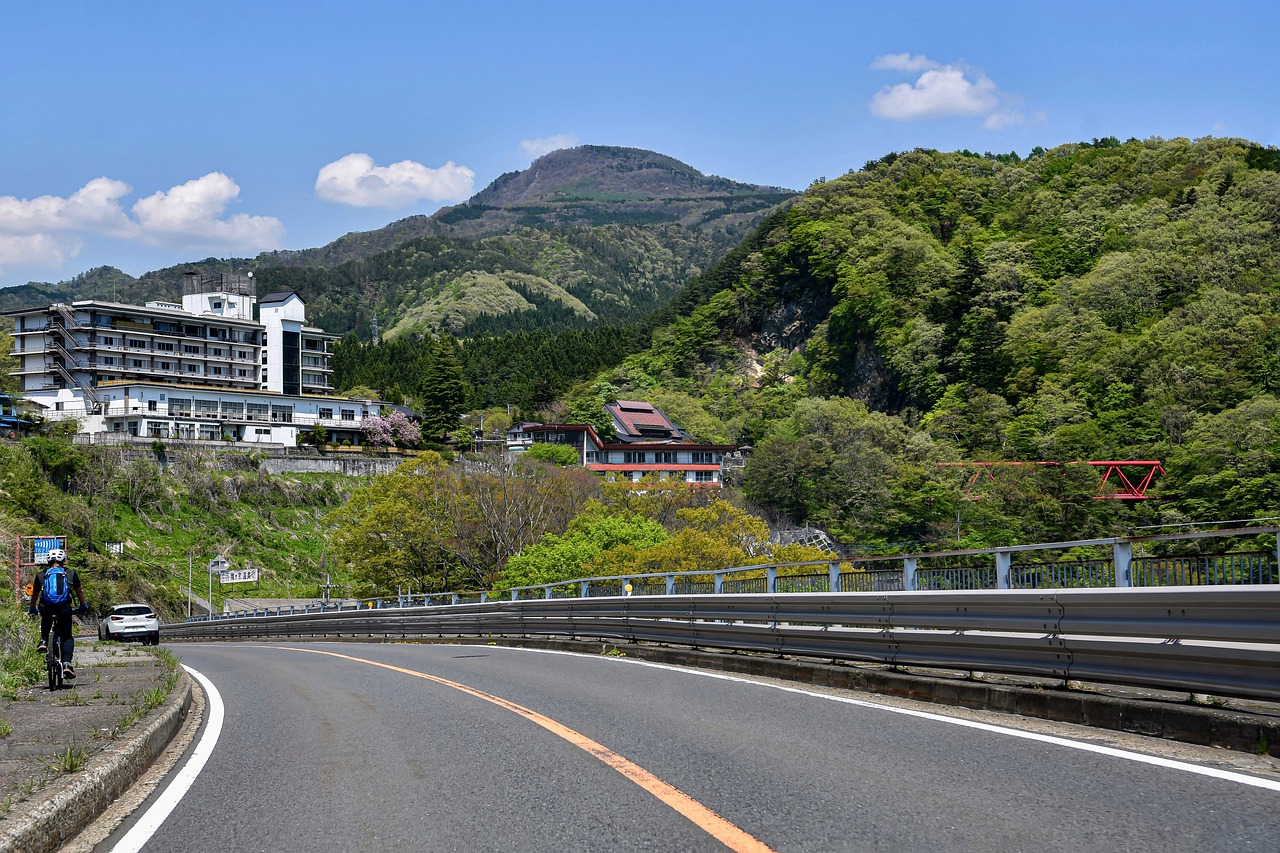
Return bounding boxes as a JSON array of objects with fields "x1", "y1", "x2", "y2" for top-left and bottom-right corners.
[{"x1": 596, "y1": 136, "x2": 1280, "y2": 547}]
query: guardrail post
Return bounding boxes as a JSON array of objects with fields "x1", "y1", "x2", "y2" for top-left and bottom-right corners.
[
  {"x1": 829, "y1": 561, "x2": 841, "y2": 593},
  {"x1": 480, "y1": 592, "x2": 488, "y2": 604},
  {"x1": 545, "y1": 585, "x2": 553, "y2": 600},
  {"x1": 1113, "y1": 540, "x2": 1133, "y2": 587},
  {"x1": 714, "y1": 572, "x2": 724, "y2": 594},
  {"x1": 511, "y1": 589, "x2": 519, "y2": 601},
  {"x1": 580, "y1": 580, "x2": 589, "y2": 597},
  {"x1": 451, "y1": 593, "x2": 459, "y2": 605},
  {"x1": 995, "y1": 551, "x2": 1012, "y2": 589},
  {"x1": 766, "y1": 566, "x2": 777, "y2": 593},
  {"x1": 665, "y1": 574, "x2": 675, "y2": 596},
  {"x1": 904, "y1": 557, "x2": 918, "y2": 591}
]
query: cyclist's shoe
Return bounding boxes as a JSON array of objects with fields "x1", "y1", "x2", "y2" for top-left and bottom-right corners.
[
  {"x1": 37, "y1": 642, "x2": 47, "y2": 653},
  {"x1": 62, "y1": 665, "x2": 76, "y2": 680}
]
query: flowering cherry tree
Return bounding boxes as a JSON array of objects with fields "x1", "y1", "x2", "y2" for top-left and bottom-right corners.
[
  {"x1": 360, "y1": 415, "x2": 395, "y2": 447},
  {"x1": 361, "y1": 411, "x2": 422, "y2": 447}
]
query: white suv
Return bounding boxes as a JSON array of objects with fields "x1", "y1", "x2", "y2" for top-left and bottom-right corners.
[{"x1": 99, "y1": 604, "x2": 161, "y2": 646}]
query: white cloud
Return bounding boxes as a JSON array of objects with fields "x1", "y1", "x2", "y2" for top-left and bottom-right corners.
[
  {"x1": 869, "y1": 57, "x2": 1034, "y2": 129},
  {"x1": 0, "y1": 232, "x2": 80, "y2": 273},
  {"x1": 870, "y1": 66, "x2": 999, "y2": 121},
  {"x1": 871, "y1": 53, "x2": 940, "y2": 72},
  {"x1": 132, "y1": 173, "x2": 283, "y2": 249},
  {"x1": 0, "y1": 172, "x2": 283, "y2": 273},
  {"x1": 315, "y1": 153, "x2": 475, "y2": 209},
  {"x1": 0, "y1": 177, "x2": 135, "y2": 237},
  {"x1": 520, "y1": 134, "x2": 579, "y2": 160}
]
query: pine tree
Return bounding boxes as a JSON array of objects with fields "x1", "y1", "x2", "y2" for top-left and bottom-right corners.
[{"x1": 420, "y1": 335, "x2": 466, "y2": 440}]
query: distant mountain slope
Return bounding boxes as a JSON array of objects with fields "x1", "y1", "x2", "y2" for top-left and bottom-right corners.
[
  {"x1": 265, "y1": 146, "x2": 793, "y2": 268},
  {"x1": 0, "y1": 146, "x2": 795, "y2": 339}
]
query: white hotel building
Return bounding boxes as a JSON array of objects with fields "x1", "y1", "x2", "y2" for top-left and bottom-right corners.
[{"x1": 3, "y1": 272, "x2": 384, "y2": 445}]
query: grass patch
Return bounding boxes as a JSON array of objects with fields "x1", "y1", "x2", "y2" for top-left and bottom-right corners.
[{"x1": 43, "y1": 741, "x2": 92, "y2": 774}]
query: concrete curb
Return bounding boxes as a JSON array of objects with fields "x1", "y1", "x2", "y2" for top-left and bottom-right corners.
[{"x1": 0, "y1": 672, "x2": 193, "y2": 853}]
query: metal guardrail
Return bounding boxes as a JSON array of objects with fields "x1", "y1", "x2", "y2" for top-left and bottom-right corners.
[{"x1": 164, "y1": 586, "x2": 1280, "y2": 702}]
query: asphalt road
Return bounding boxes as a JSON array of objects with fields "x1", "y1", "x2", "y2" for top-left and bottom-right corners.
[{"x1": 101, "y1": 642, "x2": 1279, "y2": 852}]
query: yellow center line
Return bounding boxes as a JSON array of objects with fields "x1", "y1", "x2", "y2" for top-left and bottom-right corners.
[{"x1": 265, "y1": 645, "x2": 775, "y2": 853}]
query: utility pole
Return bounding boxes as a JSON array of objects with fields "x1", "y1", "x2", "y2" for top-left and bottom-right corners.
[
  {"x1": 187, "y1": 551, "x2": 192, "y2": 618},
  {"x1": 320, "y1": 573, "x2": 335, "y2": 603}
]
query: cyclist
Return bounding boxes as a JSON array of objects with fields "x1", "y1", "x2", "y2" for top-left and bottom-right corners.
[{"x1": 27, "y1": 548, "x2": 88, "y2": 679}]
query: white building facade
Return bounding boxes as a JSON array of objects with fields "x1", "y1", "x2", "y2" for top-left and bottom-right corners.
[{"x1": 3, "y1": 272, "x2": 377, "y2": 445}]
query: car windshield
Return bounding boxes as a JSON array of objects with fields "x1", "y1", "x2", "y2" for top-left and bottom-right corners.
[{"x1": 114, "y1": 605, "x2": 153, "y2": 616}]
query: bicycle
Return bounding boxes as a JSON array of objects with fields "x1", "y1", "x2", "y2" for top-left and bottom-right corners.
[{"x1": 44, "y1": 618, "x2": 63, "y2": 691}]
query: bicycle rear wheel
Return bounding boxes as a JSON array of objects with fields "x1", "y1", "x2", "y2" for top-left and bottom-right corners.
[{"x1": 46, "y1": 634, "x2": 62, "y2": 690}]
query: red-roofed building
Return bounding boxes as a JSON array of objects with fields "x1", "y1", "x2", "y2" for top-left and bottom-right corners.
[{"x1": 509, "y1": 402, "x2": 738, "y2": 487}]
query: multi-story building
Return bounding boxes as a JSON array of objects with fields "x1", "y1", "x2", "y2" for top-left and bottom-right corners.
[
  {"x1": 507, "y1": 400, "x2": 737, "y2": 487},
  {"x1": 3, "y1": 272, "x2": 377, "y2": 445}
]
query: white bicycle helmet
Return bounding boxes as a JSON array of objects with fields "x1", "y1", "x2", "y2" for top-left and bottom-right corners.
[{"x1": 46, "y1": 548, "x2": 66, "y2": 563}]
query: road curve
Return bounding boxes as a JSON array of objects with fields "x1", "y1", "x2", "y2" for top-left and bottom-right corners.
[{"x1": 103, "y1": 642, "x2": 1279, "y2": 852}]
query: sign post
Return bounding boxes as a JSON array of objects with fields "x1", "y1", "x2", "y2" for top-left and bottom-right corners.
[{"x1": 209, "y1": 555, "x2": 230, "y2": 617}]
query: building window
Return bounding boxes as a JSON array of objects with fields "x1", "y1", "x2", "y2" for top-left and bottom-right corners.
[
  {"x1": 127, "y1": 338, "x2": 147, "y2": 349},
  {"x1": 156, "y1": 342, "x2": 174, "y2": 352},
  {"x1": 655, "y1": 451, "x2": 676, "y2": 464},
  {"x1": 624, "y1": 451, "x2": 646, "y2": 464},
  {"x1": 100, "y1": 336, "x2": 115, "y2": 346},
  {"x1": 270, "y1": 405, "x2": 293, "y2": 423},
  {"x1": 131, "y1": 359, "x2": 145, "y2": 369},
  {"x1": 184, "y1": 344, "x2": 201, "y2": 355},
  {"x1": 186, "y1": 364, "x2": 199, "y2": 373},
  {"x1": 340, "y1": 408, "x2": 355, "y2": 421},
  {"x1": 691, "y1": 451, "x2": 718, "y2": 464},
  {"x1": 211, "y1": 301, "x2": 223, "y2": 310},
  {"x1": 695, "y1": 471, "x2": 716, "y2": 483},
  {"x1": 255, "y1": 428, "x2": 271, "y2": 437},
  {"x1": 148, "y1": 400, "x2": 157, "y2": 412},
  {"x1": 585, "y1": 451, "x2": 598, "y2": 463},
  {"x1": 319, "y1": 407, "x2": 334, "y2": 420}
]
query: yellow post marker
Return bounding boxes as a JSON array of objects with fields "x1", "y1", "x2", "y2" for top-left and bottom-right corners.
[{"x1": 624, "y1": 583, "x2": 633, "y2": 596}]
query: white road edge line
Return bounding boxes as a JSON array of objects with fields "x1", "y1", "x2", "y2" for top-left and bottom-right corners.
[
  {"x1": 504, "y1": 646, "x2": 1280, "y2": 793},
  {"x1": 108, "y1": 665, "x2": 225, "y2": 853}
]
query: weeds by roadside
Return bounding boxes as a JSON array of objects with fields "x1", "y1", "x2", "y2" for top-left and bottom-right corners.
[{"x1": 42, "y1": 741, "x2": 92, "y2": 774}]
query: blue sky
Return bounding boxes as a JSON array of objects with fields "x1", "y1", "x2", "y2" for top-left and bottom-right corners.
[{"x1": 2, "y1": 1, "x2": 1277, "y2": 290}]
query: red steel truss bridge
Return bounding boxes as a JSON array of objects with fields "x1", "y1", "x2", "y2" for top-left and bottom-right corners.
[{"x1": 937, "y1": 460, "x2": 1166, "y2": 500}]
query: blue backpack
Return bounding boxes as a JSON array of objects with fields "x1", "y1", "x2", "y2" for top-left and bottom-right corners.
[{"x1": 43, "y1": 565, "x2": 71, "y2": 606}]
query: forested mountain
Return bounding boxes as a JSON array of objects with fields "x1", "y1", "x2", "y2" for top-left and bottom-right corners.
[
  {"x1": 335, "y1": 136, "x2": 1277, "y2": 550},
  {"x1": 0, "y1": 146, "x2": 794, "y2": 339}
]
